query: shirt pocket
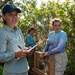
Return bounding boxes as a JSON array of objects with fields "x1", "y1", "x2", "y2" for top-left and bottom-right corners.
[{"x1": 6, "y1": 38, "x2": 21, "y2": 52}]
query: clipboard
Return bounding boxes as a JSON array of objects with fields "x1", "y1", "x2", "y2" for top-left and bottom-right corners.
[
  {"x1": 16, "y1": 41, "x2": 43, "y2": 60},
  {"x1": 25, "y1": 41, "x2": 42, "y2": 53}
]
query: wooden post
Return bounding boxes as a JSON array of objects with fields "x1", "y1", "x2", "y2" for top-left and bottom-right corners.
[
  {"x1": 33, "y1": 52, "x2": 37, "y2": 75},
  {"x1": 33, "y1": 52, "x2": 45, "y2": 75},
  {"x1": 33, "y1": 52, "x2": 55, "y2": 75},
  {"x1": 48, "y1": 55, "x2": 55, "y2": 75}
]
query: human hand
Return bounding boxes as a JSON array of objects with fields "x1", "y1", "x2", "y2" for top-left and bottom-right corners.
[
  {"x1": 15, "y1": 51, "x2": 27, "y2": 59},
  {"x1": 29, "y1": 49, "x2": 34, "y2": 54},
  {"x1": 27, "y1": 46, "x2": 33, "y2": 54},
  {"x1": 40, "y1": 52, "x2": 45, "y2": 59},
  {"x1": 23, "y1": 47, "x2": 33, "y2": 54},
  {"x1": 40, "y1": 51, "x2": 48, "y2": 59},
  {"x1": 44, "y1": 52, "x2": 48, "y2": 57}
]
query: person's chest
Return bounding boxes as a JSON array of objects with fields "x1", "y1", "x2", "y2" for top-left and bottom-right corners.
[
  {"x1": 48, "y1": 33, "x2": 60, "y2": 44},
  {"x1": 6, "y1": 31, "x2": 24, "y2": 52}
]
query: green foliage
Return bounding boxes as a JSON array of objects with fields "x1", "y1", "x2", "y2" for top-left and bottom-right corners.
[
  {"x1": 65, "y1": 50, "x2": 75, "y2": 75},
  {"x1": 0, "y1": 66, "x2": 3, "y2": 75}
]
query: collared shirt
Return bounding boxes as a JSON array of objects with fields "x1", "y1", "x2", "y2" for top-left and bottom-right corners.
[
  {"x1": 0, "y1": 25, "x2": 29, "y2": 75},
  {"x1": 44, "y1": 30, "x2": 68, "y2": 55},
  {"x1": 26, "y1": 34, "x2": 36, "y2": 47}
]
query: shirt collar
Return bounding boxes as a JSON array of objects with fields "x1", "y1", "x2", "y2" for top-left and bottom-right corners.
[{"x1": 3, "y1": 25, "x2": 17, "y2": 32}]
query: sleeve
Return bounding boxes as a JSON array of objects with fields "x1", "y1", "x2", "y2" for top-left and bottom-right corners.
[
  {"x1": 0, "y1": 32, "x2": 15, "y2": 63},
  {"x1": 26, "y1": 35, "x2": 36, "y2": 47},
  {"x1": 47, "y1": 32, "x2": 68, "y2": 55},
  {"x1": 44, "y1": 45, "x2": 49, "y2": 52},
  {"x1": 19, "y1": 28, "x2": 25, "y2": 47}
]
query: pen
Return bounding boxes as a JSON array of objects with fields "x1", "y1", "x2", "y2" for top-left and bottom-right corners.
[
  {"x1": 15, "y1": 45, "x2": 22, "y2": 60},
  {"x1": 18, "y1": 45, "x2": 31, "y2": 54},
  {"x1": 18, "y1": 45, "x2": 22, "y2": 49}
]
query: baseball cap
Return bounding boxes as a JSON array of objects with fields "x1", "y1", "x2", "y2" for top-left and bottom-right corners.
[{"x1": 2, "y1": 4, "x2": 21, "y2": 14}]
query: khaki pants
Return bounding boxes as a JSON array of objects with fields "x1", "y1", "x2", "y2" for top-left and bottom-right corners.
[
  {"x1": 6, "y1": 72, "x2": 28, "y2": 75},
  {"x1": 54, "y1": 51, "x2": 68, "y2": 75}
]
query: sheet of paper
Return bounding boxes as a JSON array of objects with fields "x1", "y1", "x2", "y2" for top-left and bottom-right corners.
[{"x1": 26, "y1": 41, "x2": 42, "y2": 52}]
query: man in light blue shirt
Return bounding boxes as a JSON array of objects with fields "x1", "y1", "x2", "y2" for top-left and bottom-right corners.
[{"x1": 0, "y1": 4, "x2": 30, "y2": 75}]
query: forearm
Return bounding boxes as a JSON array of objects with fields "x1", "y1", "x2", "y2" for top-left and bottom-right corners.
[
  {"x1": 43, "y1": 45, "x2": 49, "y2": 52},
  {"x1": 47, "y1": 39, "x2": 66, "y2": 55},
  {"x1": 0, "y1": 52, "x2": 15, "y2": 63}
]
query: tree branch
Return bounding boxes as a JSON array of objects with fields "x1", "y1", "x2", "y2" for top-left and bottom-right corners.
[{"x1": 0, "y1": 0, "x2": 9, "y2": 8}]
